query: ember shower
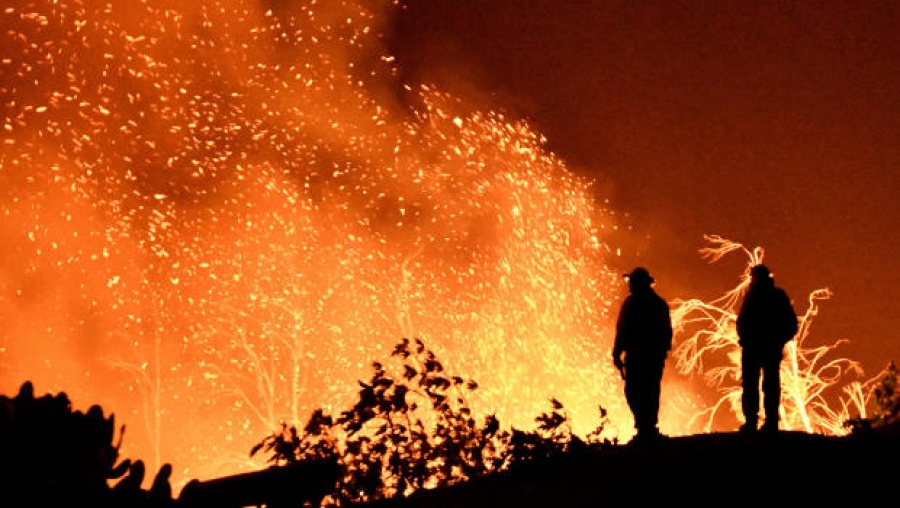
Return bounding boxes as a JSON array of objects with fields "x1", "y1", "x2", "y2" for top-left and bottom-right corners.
[{"x1": 0, "y1": 0, "x2": 696, "y2": 487}]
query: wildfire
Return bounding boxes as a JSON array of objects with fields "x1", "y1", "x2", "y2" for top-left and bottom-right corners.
[
  {"x1": 1, "y1": 0, "x2": 876, "y2": 496},
  {"x1": 1, "y1": 0, "x2": 636, "y2": 490},
  {"x1": 670, "y1": 235, "x2": 875, "y2": 435}
]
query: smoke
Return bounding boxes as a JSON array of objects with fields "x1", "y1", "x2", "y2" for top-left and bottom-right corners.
[{"x1": 1, "y1": 0, "x2": 696, "y2": 490}]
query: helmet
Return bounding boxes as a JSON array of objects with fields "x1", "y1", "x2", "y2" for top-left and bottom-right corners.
[
  {"x1": 624, "y1": 267, "x2": 654, "y2": 286},
  {"x1": 750, "y1": 264, "x2": 772, "y2": 279}
]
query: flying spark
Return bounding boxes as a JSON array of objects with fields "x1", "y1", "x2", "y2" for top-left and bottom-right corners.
[{"x1": 1, "y1": 0, "x2": 636, "y2": 489}]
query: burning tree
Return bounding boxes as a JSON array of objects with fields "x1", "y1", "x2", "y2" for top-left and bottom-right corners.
[{"x1": 670, "y1": 235, "x2": 883, "y2": 435}]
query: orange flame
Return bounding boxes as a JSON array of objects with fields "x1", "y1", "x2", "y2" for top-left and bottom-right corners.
[
  {"x1": 2, "y1": 1, "x2": 872, "y2": 496},
  {"x1": 1, "y1": 0, "x2": 659, "y2": 491},
  {"x1": 670, "y1": 234, "x2": 874, "y2": 434}
]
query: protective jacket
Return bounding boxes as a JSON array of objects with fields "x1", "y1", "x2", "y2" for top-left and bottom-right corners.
[
  {"x1": 736, "y1": 280, "x2": 798, "y2": 349},
  {"x1": 613, "y1": 287, "x2": 673, "y2": 363}
]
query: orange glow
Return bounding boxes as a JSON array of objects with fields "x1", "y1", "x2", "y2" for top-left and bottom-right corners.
[
  {"x1": 1, "y1": 0, "x2": 676, "y2": 491},
  {"x1": 670, "y1": 235, "x2": 874, "y2": 435},
  {"x1": 1, "y1": 0, "x2": 875, "y2": 496}
]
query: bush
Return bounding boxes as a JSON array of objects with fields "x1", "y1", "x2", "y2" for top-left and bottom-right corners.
[
  {"x1": 252, "y1": 337, "x2": 612, "y2": 506},
  {"x1": 844, "y1": 361, "x2": 900, "y2": 436},
  {"x1": 0, "y1": 381, "x2": 174, "y2": 507}
]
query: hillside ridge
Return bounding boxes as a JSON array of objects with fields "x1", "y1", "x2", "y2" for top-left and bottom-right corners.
[{"x1": 360, "y1": 430, "x2": 898, "y2": 507}]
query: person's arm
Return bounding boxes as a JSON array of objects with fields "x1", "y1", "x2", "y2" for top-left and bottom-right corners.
[
  {"x1": 612, "y1": 299, "x2": 629, "y2": 378},
  {"x1": 779, "y1": 289, "x2": 799, "y2": 341},
  {"x1": 661, "y1": 299, "x2": 673, "y2": 354}
]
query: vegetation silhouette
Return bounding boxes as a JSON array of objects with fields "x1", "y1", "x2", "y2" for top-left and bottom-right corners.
[
  {"x1": 844, "y1": 360, "x2": 900, "y2": 434},
  {"x1": 250, "y1": 337, "x2": 614, "y2": 505},
  {"x1": 248, "y1": 338, "x2": 900, "y2": 507},
  {"x1": 1, "y1": 341, "x2": 899, "y2": 507},
  {"x1": 0, "y1": 381, "x2": 175, "y2": 507}
]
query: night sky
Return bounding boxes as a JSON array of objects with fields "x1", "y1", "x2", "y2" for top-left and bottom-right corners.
[{"x1": 386, "y1": 1, "x2": 899, "y2": 378}]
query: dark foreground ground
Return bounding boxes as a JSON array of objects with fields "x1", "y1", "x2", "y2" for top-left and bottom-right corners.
[
  {"x1": 9, "y1": 380, "x2": 897, "y2": 507},
  {"x1": 360, "y1": 429, "x2": 899, "y2": 507}
]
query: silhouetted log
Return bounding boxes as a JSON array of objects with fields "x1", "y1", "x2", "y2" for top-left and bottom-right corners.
[{"x1": 177, "y1": 458, "x2": 339, "y2": 508}]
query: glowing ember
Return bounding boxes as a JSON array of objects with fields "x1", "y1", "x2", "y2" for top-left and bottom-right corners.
[
  {"x1": 1, "y1": 0, "x2": 651, "y2": 489},
  {"x1": 670, "y1": 235, "x2": 874, "y2": 435},
  {"x1": 1, "y1": 0, "x2": 873, "y2": 495}
]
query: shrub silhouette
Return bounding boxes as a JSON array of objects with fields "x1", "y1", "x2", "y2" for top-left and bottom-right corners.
[
  {"x1": 0, "y1": 381, "x2": 174, "y2": 507},
  {"x1": 252, "y1": 337, "x2": 612, "y2": 505},
  {"x1": 845, "y1": 361, "x2": 900, "y2": 435}
]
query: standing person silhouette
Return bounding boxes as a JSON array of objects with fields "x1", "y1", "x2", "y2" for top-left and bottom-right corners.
[
  {"x1": 736, "y1": 264, "x2": 799, "y2": 433},
  {"x1": 612, "y1": 267, "x2": 673, "y2": 442}
]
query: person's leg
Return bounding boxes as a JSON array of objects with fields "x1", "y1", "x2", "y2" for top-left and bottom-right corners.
[
  {"x1": 631, "y1": 363, "x2": 664, "y2": 438},
  {"x1": 624, "y1": 377, "x2": 640, "y2": 432},
  {"x1": 646, "y1": 362, "x2": 664, "y2": 433},
  {"x1": 761, "y1": 353, "x2": 783, "y2": 431},
  {"x1": 627, "y1": 363, "x2": 654, "y2": 436},
  {"x1": 741, "y1": 348, "x2": 761, "y2": 430}
]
